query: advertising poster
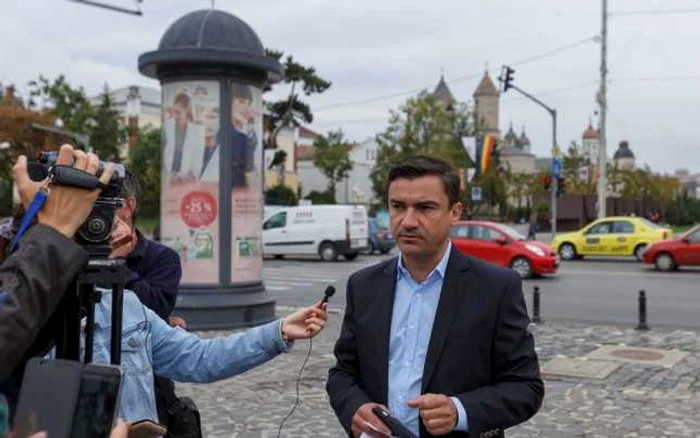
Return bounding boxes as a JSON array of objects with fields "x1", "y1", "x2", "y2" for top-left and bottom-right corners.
[
  {"x1": 228, "y1": 81, "x2": 263, "y2": 283},
  {"x1": 160, "y1": 81, "x2": 220, "y2": 284}
]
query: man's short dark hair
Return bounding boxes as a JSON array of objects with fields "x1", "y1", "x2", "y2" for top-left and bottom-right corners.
[
  {"x1": 387, "y1": 156, "x2": 461, "y2": 206},
  {"x1": 119, "y1": 170, "x2": 141, "y2": 217}
]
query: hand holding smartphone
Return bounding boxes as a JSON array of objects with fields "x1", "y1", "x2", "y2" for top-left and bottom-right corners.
[
  {"x1": 371, "y1": 406, "x2": 418, "y2": 438},
  {"x1": 127, "y1": 419, "x2": 167, "y2": 438}
]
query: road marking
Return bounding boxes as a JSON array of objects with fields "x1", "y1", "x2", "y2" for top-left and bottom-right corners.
[
  {"x1": 265, "y1": 285, "x2": 292, "y2": 291},
  {"x1": 559, "y1": 269, "x2": 699, "y2": 279}
]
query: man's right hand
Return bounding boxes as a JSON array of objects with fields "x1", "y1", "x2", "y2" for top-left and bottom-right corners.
[
  {"x1": 352, "y1": 403, "x2": 393, "y2": 438},
  {"x1": 12, "y1": 144, "x2": 114, "y2": 239}
]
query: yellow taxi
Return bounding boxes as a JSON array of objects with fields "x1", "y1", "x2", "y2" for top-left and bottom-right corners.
[{"x1": 551, "y1": 216, "x2": 672, "y2": 261}]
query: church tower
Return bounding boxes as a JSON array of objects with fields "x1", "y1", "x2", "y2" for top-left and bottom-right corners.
[
  {"x1": 473, "y1": 71, "x2": 500, "y2": 137},
  {"x1": 432, "y1": 73, "x2": 455, "y2": 110}
]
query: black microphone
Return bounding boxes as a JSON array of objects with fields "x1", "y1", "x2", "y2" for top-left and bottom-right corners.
[{"x1": 321, "y1": 285, "x2": 336, "y2": 304}]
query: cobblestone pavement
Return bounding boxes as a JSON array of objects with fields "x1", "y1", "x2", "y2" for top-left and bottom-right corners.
[{"x1": 175, "y1": 311, "x2": 700, "y2": 438}]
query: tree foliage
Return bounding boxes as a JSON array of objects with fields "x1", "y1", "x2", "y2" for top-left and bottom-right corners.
[
  {"x1": 370, "y1": 93, "x2": 475, "y2": 206},
  {"x1": 312, "y1": 129, "x2": 353, "y2": 196},
  {"x1": 127, "y1": 127, "x2": 161, "y2": 218},
  {"x1": 28, "y1": 75, "x2": 125, "y2": 161},
  {"x1": 265, "y1": 184, "x2": 298, "y2": 206},
  {"x1": 263, "y1": 49, "x2": 332, "y2": 148}
]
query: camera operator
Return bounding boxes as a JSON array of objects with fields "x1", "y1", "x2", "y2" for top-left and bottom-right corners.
[
  {"x1": 108, "y1": 171, "x2": 186, "y2": 429},
  {"x1": 0, "y1": 144, "x2": 113, "y2": 380},
  {"x1": 109, "y1": 171, "x2": 181, "y2": 321},
  {"x1": 0, "y1": 145, "x2": 113, "y2": 432}
]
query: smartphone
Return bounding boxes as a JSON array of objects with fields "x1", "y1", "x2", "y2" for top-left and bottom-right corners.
[
  {"x1": 14, "y1": 358, "x2": 84, "y2": 437},
  {"x1": 128, "y1": 419, "x2": 167, "y2": 438},
  {"x1": 372, "y1": 406, "x2": 418, "y2": 438},
  {"x1": 70, "y1": 363, "x2": 123, "y2": 438}
]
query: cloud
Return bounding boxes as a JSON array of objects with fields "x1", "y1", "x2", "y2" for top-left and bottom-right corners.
[{"x1": 2, "y1": 0, "x2": 699, "y2": 173}]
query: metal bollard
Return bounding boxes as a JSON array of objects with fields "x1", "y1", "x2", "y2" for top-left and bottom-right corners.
[
  {"x1": 532, "y1": 286, "x2": 543, "y2": 324},
  {"x1": 635, "y1": 290, "x2": 650, "y2": 331}
]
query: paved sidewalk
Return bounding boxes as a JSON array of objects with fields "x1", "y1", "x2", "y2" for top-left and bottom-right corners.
[{"x1": 175, "y1": 314, "x2": 700, "y2": 437}]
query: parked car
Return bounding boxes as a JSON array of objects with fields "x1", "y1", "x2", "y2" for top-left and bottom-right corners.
[
  {"x1": 262, "y1": 205, "x2": 368, "y2": 261},
  {"x1": 367, "y1": 218, "x2": 395, "y2": 254},
  {"x1": 642, "y1": 224, "x2": 700, "y2": 271},
  {"x1": 551, "y1": 216, "x2": 672, "y2": 262},
  {"x1": 450, "y1": 221, "x2": 559, "y2": 279}
]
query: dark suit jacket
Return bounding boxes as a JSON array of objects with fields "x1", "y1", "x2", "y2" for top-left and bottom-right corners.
[{"x1": 327, "y1": 247, "x2": 544, "y2": 438}]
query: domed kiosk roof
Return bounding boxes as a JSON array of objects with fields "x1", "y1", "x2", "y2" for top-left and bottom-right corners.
[{"x1": 138, "y1": 9, "x2": 283, "y2": 82}]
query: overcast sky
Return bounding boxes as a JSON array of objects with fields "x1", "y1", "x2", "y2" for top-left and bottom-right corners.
[{"x1": 2, "y1": 0, "x2": 699, "y2": 173}]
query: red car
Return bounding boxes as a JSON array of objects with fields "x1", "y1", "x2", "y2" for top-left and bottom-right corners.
[
  {"x1": 451, "y1": 221, "x2": 559, "y2": 279},
  {"x1": 642, "y1": 224, "x2": 700, "y2": 271}
]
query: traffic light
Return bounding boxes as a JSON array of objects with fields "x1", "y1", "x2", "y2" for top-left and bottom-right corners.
[
  {"x1": 558, "y1": 177, "x2": 566, "y2": 197},
  {"x1": 502, "y1": 66, "x2": 515, "y2": 92},
  {"x1": 543, "y1": 175, "x2": 552, "y2": 191}
]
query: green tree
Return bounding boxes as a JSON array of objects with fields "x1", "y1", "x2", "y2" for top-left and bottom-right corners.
[
  {"x1": 304, "y1": 189, "x2": 336, "y2": 205},
  {"x1": 28, "y1": 75, "x2": 95, "y2": 137},
  {"x1": 263, "y1": 49, "x2": 332, "y2": 148},
  {"x1": 265, "y1": 184, "x2": 298, "y2": 206},
  {"x1": 370, "y1": 92, "x2": 474, "y2": 205},
  {"x1": 562, "y1": 141, "x2": 590, "y2": 195},
  {"x1": 127, "y1": 127, "x2": 161, "y2": 219},
  {"x1": 90, "y1": 85, "x2": 126, "y2": 162},
  {"x1": 312, "y1": 129, "x2": 353, "y2": 198},
  {"x1": 28, "y1": 75, "x2": 125, "y2": 159}
]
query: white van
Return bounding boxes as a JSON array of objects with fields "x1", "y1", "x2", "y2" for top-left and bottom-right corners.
[{"x1": 262, "y1": 205, "x2": 369, "y2": 261}]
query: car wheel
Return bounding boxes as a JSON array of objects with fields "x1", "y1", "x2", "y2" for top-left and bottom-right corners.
[
  {"x1": 654, "y1": 253, "x2": 676, "y2": 272},
  {"x1": 366, "y1": 241, "x2": 376, "y2": 255},
  {"x1": 380, "y1": 248, "x2": 391, "y2": 255},
  {"x1": 319, "y1": 242, "x2": 338, "y2": 262},
  {"x1": 510, "y1": 257, "x2": 533, "y2": 279},
  {"x1": 344, "y1": 252, "x2": 359, "y2": 261},
  {"x1": 634, "y1": 244, "x2": 647, "y2": 262},
  {"x1": 559, "y1": 243, "x2": 577, "y2": 261}
]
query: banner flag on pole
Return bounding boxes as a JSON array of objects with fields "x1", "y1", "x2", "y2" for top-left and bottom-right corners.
[
  {"x1": 475, "y1": 135, "x2": 496, "y2": 176},
  {"x1": 461, "y1": 136, "x2": 476, "y2": 165}
]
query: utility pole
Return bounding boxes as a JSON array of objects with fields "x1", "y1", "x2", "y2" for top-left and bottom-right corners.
[{"x1": 597, "y1": 0, "x2": 608, "y2": 218}]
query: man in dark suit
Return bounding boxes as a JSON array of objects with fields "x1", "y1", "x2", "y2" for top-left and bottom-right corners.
[{"x1": 327, "y1": 156, "x2": 543, "y2": 438}]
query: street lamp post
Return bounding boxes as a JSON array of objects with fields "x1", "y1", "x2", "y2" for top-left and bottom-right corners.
[{"x1": 499, "y1": 72, "x2": 560, "y2": 235}]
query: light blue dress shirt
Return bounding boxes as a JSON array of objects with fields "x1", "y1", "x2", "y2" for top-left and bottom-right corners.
[{"x1": 388, "y1": 241, "x2": 468, "y2": 435}]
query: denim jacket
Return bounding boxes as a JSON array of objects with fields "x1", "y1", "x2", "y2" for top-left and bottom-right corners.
[{"x1": 91, "y1": 290, "x2": 291, "y2": 423}]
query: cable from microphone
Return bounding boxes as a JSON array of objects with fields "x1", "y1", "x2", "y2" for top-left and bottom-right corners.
[{"x1": 277, "y1": 285, "x2": 335, "y2": 438}]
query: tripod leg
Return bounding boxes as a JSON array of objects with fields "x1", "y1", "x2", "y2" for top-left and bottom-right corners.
[
  {"x1": 110, "y1": 283, "x2": 123, "y2": 365},
  {"x1": 81, "y1": 283, "x2": 97, "y2": 363},
  {"x1": 55, "y1": 280, "x2": 81, "y2": 361}
]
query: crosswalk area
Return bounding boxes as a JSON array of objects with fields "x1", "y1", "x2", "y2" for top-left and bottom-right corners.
[{"x1": 262, "y1": 254, "x2": 395, "y2": 292}]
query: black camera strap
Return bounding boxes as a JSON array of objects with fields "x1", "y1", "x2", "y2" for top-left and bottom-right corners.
[{"x1": 51, "y1": 165, "x2": 109, "y2": 191}]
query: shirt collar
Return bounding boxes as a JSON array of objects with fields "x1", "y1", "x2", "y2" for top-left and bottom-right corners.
[
  {"x1": 129, "y1": 228, "x2": 148, "y2": 260},
  {"x1": 396, "y1": 240, "x2": 452, "y2": 282}
]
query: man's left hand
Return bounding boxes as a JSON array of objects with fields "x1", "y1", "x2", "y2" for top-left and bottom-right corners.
[
  {"x1": 407, "y1": 393, "x2": 457, "y2": 436},
  {"x1": 281, "y1": 301, "x2": 328, "y2": 341},
  {"x1": 109, "y1": 216, "x2": 134, "y2": 259}
]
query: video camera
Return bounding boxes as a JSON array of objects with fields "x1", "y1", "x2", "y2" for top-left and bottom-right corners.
[{"x1": 27, "y1": 151, "x2": 126, "y2": 258}]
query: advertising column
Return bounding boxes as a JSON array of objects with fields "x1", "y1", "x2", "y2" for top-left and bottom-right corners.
[{"x1": 160, "y1": 81, "x2": 220, "y2": 284}]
